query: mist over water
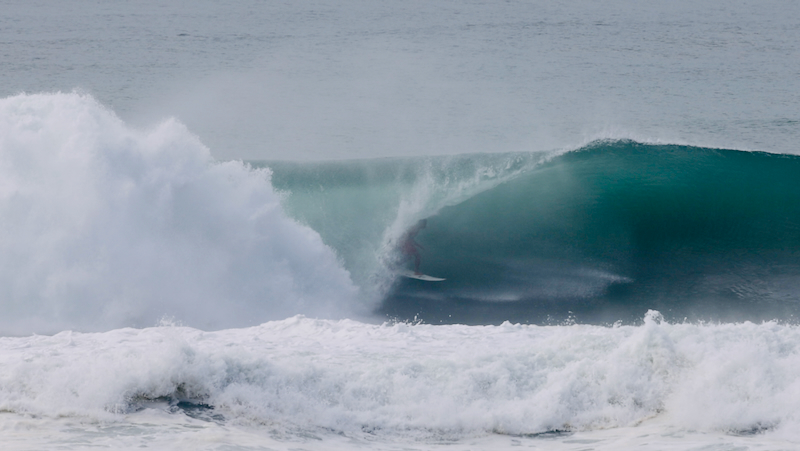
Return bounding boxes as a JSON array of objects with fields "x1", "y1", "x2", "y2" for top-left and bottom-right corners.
[{"x1": 0, "y1": 93, "x2": 360, "y2": 335}]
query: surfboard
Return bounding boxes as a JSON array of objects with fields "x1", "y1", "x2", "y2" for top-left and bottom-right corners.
[{"x1": 399, "y1": 270, "x2": 446, "y2": 282}]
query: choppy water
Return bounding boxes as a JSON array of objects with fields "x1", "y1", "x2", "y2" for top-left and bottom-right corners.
[{"x1": 2, "y1": 1, "x2": 800, "y2": 450}]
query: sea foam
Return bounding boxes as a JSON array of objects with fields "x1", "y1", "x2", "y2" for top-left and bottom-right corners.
[
  {"x1": 1, "y1": 313, "x2": 799, "y2": 442},
  {"x1": 0, "y1": 92, "x2": 359, "y2": 335}
]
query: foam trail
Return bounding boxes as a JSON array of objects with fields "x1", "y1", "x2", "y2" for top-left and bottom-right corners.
[{"x1": 0, "y1": 93, "x2": 359, "y2": 335}]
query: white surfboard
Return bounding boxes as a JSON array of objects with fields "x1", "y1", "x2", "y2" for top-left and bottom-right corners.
[{"x1": 399, "y1": 270, "x2": 446, "y2": 282}]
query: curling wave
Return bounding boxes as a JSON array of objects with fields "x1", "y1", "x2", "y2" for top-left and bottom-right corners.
[{"x1": 267, "y1": 141, "x2": 800, "y2": 325}]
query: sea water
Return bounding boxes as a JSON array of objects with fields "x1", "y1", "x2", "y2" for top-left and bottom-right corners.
[{"x1": 2, "y1": 1, "x2": 800, "y2": 450}]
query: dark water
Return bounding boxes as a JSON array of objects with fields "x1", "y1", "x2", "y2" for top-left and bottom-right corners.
[{"x1": 266, "y1": 140, "x2": 800, "y2": 325}]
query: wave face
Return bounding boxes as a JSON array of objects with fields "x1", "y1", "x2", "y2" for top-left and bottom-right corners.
[
  {"x1": 0, "y1": 93, "x2": 359, "y2": 335},
  {"x1": 4, "y1": 92, "x2": 798, "y2": 332},
  {"x1": 268, "y1": 141, "x2": 800, "y2": 325}
]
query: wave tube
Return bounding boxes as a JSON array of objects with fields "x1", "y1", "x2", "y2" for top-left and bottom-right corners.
[
  {"x1": 383, "y1": 141, "x2": 800, "y2": 324},
  {"x1": 262, "y1": 141, "x2": 800, "y2": 325}
]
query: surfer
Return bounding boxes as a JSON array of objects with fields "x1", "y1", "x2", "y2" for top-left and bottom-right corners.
[{"x1": 400, "y1": 219, "x2": 427, "y2": 275}]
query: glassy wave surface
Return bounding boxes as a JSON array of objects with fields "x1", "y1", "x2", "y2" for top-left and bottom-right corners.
[{"x1": 267, "y1": 141, "x2": 800, "y2": 325}]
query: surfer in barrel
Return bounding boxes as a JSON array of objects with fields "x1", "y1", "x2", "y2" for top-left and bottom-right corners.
[{"x1": 400, "y1": 219, "x2": 427, "y2": 275}]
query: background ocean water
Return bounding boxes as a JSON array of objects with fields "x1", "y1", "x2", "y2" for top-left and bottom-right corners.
[
  {"x1": 2, "y1": 0, "x2": 799, "y2": 160},
  {"x1": 2, "y1": 1, "x2": 800, "y2": 450}
]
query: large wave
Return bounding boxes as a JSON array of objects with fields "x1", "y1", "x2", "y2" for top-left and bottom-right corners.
[
  {"x1": 4, "y1": 92, "x2": 798, "y2": 334},
  {"x1": 0, "y1": 93, "x2": 360, "y2": 335},
  {"x1": 267, "y1": 141, "x2": 800, "y2": 325}
]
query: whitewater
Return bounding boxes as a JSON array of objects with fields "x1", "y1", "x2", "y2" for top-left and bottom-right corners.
[
  {"x1": 0, "y1": 93, "x2": 361, "y2": 335},
  {"x1": 4, "y1": 311, "x2": 800, "y2": 451},
  {"x1": 3, "y1": 0, "x2": 800, "y2": 450}
]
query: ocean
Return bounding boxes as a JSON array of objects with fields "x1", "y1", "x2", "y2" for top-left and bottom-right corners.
[{"x1": 2, "y1": 1, "x2": 800, "y2": 450}]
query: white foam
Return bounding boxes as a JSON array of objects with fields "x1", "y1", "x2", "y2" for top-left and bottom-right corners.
[
  {"x1": 0, "y1": 92, "x2": 360, "y2": 334},
  {"x1": 3, "y1": 312, "x2": 800, "y2": 448}
]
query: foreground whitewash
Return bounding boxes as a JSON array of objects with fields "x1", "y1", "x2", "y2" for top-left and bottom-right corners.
[{"x1": 1, "y1": 312, "x2": 799, "y2": 450}]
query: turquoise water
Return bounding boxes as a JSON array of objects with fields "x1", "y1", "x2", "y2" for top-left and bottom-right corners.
[{"x1": 265, "y1": 140, "x2": 800, "y2": 325}]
